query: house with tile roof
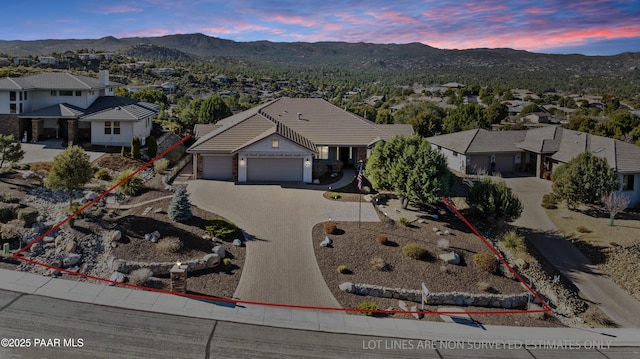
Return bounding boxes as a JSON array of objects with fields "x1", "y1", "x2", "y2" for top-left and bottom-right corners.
[
  {"x1": 0, "y1": 70, "x2": 158, "y2": 146},
  {"x1": 188, "y1": 98, "x2": 414, "y2": 183},
  {"x1": 428, "y1": 126, "x2": 640, "y2": 206}
]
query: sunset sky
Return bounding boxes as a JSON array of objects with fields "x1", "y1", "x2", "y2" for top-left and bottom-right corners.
[{"x1": 1, "y1": 0, "x2": 639, "y2": 55}]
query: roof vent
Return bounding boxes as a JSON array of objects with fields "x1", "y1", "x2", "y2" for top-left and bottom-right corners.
[{"x1": 297, "y1": 113, "x2": 302, "y2": 120}]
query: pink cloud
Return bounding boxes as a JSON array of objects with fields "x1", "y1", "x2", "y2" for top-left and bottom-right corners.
[{"x1": 101, "y1": 5, "x2": 142, "y2": 15}]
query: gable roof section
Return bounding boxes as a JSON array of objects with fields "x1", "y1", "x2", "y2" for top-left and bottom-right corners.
[
  {"x1": 466, "y1": 130, "x2": 526, "y2": 153},
  {"x1": 259, "y1": 98, "x2": 411, "y2": 146},
  {"x1": 427, "y1": 129, "x2": 480, "y2": 154},
  {"x1": 194, "y1": 123, "x2": 222, "y2": 138},
  {"x1": 516, "y1": 126, "x2": 563, "y2": 153},
  {"x1": 0, "y1": 72, "x2": 115, "y2": 91},
  {"x1": 189, "y1": 98, "x2": 414, "y2": 153},
  {"x1": 188, "y1": 114, "x2": 275, "y2": 153},
  {"x1": 18, "y1": 103, "x2": 86, "y2": 118},
  {"x1": 79, "y1": 96, "x2": 159, "y2": 122},
  {"x1": 376, "y1": 124, "x2": 415, "y2": 137}
]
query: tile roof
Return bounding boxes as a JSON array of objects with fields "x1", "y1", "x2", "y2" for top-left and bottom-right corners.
[
  {"x1": 427, "y1": 129, "x2": 480, "y2": 154},
  {"x1": 466, "y1": 130, "x2": 526, "y2": 153},
  {"x1": 189, "y1": 98, "x2": 414, "y2": 154},
  {"x1": 193, "y1": 124, "x2": 222, "y2": 138},
  {"x1": 0, "y1": 72, "x2": 118, "y2": 90},
  {"x1": 19, "y1": 96, "x2": 159, "y2": 122}
]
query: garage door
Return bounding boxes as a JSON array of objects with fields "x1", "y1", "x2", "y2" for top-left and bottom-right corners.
[
  {"x1": 202, "y1": 155, "x2": 233, "y2": 180},
  {"x1": 247, "y1": 158, "x2": 303, "y2": 182}
]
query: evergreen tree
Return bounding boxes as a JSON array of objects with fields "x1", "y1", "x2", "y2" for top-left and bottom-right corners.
[
  {"x1": 131, "y1": 137, "x2": 141, "y2": 159},
  {"x1": 45, "y1": 146, "x2": 93, "y2": 206},
  {"x1": 147, "y1": 136, "x2": 158, "y2": 158},
  {"x1": 552, "y1": 152, "x2": 619, "y2": 208},
  {"x1": 168, "y1": 185, "x2": 192, "y2": 222},
  {"x1": 0, "y1": 134, "x2": 25, "y2": 167}
]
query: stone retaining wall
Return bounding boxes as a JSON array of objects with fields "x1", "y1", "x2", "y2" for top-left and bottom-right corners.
[
  {"x1": 110, "y1": 254, "x2": 220, "y2": 276},
  {"x1": 340, "y1": 282, "x2": 529, "y2": 309}
]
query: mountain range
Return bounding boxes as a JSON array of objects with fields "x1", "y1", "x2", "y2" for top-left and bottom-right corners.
[{"x1": 1, "y1": 33, "x2": 639, "y2": 74}]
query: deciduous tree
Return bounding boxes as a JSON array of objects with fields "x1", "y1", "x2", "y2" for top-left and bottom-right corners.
[{"x1": 552, "y1": 152, "x2": 619, "y2": 208}]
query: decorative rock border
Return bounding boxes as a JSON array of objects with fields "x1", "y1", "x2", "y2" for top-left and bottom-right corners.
[
  {"x1": 110, "y1": 254, "x2": 220, "y2": 276},
  {"x1": 340, "y1": 282, "x2": 530, "y2": 309}
]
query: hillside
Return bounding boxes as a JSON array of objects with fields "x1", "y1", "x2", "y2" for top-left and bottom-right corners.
[{"x1": 1, "y1": 33, "x2": 639, "y2": 73}]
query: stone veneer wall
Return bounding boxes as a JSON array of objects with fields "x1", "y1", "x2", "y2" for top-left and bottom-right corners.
[
  {"x1": 340, "y1": 282, "x2": 530, "y2": 309},
  {"x1": 0, "y1": 114, "x2": 20, "y2": 138},
  {"x1": 110, "y1": 254, "x2": 220, "y2": 276}
]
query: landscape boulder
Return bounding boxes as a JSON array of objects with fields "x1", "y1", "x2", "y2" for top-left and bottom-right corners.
[
  {"x1": 439, "y1": 251, "x2": 461, "y2": 265},
  {"x1": 110, "y1": 230, "x2": 122, "y2": 242},
  {"x1": 212, "y1": 245, "x2": 226, "y2": 258},
  {"x1": 320, "y1": 236, "x2": 333, "y2": 247},
  {"x1": 339, "y1": 282, "x2": 355, "y2": 293},
  {"x1": 203, "y1": 253, "x2": 220, "y2": 267},
  {"x1": 109, "y1": 272, "x2": 126, "y2": 285},
  {"x1": 64, "y1": 240, "x2": 77, "y2": 254},
  {"x1": 233, "y1": 239, "x2": 242, "y2": 247},
  {"x1": 63, "y1": 254, "x2": 82, "y2": 267}
]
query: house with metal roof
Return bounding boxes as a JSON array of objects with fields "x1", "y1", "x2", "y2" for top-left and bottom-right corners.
[
  {"x1": 188, "y1": 98, "x2": 414, "y2": 183},
  {"x1": 0, "y1": 70, "x2": 158, "y2": 146},
  {"x1": 428, "y1": 126, "x2": 640, "y2": 206}
]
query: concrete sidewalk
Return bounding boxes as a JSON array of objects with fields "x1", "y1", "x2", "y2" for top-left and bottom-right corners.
[{"x1": 1, "y1": 268, "x2": 638, "y2": 346}]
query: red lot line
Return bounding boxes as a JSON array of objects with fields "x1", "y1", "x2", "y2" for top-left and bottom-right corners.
[{"x1": 13, "y1": 144, "x2": 551, "y2": 316}]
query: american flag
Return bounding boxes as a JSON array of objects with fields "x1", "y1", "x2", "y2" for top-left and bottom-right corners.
[{"x1": 357, "y1": 165, "x2": 363, "y2": 191}]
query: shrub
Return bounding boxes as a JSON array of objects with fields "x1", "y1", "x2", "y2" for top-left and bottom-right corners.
[
  {"x1": 167, "y1": 185, "x2": 192, "y2": 222},
  {"x1": 399, "y1": 217, "x2": 409, "y2": 226},
  {"x1": 542, "y1": 171, "x2": 552, "y2": 180},
  {"x1": 324, "y1": 222, "x2": 337, "y2": 234},
  {"x1": 477, "y1": 281, "x2": 493, "y2": 293},
  {"x1": 609, "y1": 242, "x2": 619, "y2": 247},
  {"x1": 131, "y1": 137, "x2": 141, "y2": 160},
  {"x1": 222, "y1": 258, "x2": 231, "y2": 266},
  {"x1": 369, "y1": 257, "x2": 390, "y2": 271},
  {"x1": 205, "y1": 218, "x2": 238, "y2": 238},
  {"x1": 376, "y1": 234, "x2": 388, "y2": 245},
  {"x1": 120, "y1": 146, "x2": 127, "y2": 157},
  {"x1": 2, "y1": 194, "x2": 20, "y2": 203},
  {"x1": 153, "y1": 158, "x2": 170, "y2": 173},
  {"x1": 146, "y1": 136, "x2": 158, "y2": 158},
  {"x1": 576, "y1": 226, "x2": 592, "y2": 233},
  {"x1": 337, "y1": 265, "x2": 348, "y2": 274},
  {"x1": 541, "y1": 193, "x2": 557, "y2": 209},
  {"x1": 94, "y1": 168, "x2": 111, "y2": 181},
  {"x1": 358, "y1": 300, "x2": 377, "y2": 316},
  {"x1": 156, "y1": 237, "x2": 183, "y2": 254},
  {"x1": 29, "y1": 161, "x2": 53, "y2": 173},
  {"x1": 128, "y1": 268, "x2": 152, "y2": 285},
  {"x1": 328, "y1": 192, "x2": 341, "y2": 200},
  {"x1": 17, "y1": 207, "x2": 39, "y2": 227},
  {"x1": 113, "y1": 169, "x2": 144, "y2": 196},
  {"x1": 437, "y1": 238, "x2": 450, "y2": 250},
  {"x1": 473, "y1": 252, "x2": 499, "y2": 274},
  {"x1": 466, "y1": 176, "x2": 523, "y2": 221},
  {"x1": 165, "y1": 145, "x2": 186, "y2": 165},
  {"x1": 0, "y1": 205, "x2": 16, "y2": 221},
  {"x1": 402, "y1": 242, "x2": 428, "y2": 260},
  {"x1": 500, "y1": 231, "x2": 525, "y2": 253}
]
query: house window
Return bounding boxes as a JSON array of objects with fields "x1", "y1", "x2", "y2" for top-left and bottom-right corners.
[
  {"x1": 318, "y1": 146, "x2": 329, "y2": 160},
  {"x1": 104, "y1": 121, "x2": 111, "y2": 135},
  {"x1": 271, "y1": 139, "x2": 279, "y2": 148},
  {"x1": 453, "y1": 151, "x2": 458, "y2": 157},
  {"x1": 19, "y1": 103, "x2": 23, "y2": 113},
  {"x1": 51, "y1": 90, "x2": 57, "y2": 96},
  {"x1": 9, "y1": 104, "x2": 16, "y2": 114},
  {"x1": 59, "y1": 90, "x2": 73, "y2": 96},
  {"x1": 113, "y1": 121, "x2": 120, "y2": 135},
  {"x1": 9, "y1": 91, "x2": 16, "y2": 101},
  {"x1": 23, "y1": 92, "x2": 27, "y2": 100},
  {"x1": 622, "y1": 175, "x2": 635, "y2": 191},
  {"x1": 75, "y1": 91, "x2": 81, "y2": 96}
]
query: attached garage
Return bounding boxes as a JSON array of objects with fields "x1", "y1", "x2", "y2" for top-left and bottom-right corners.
[
  {"x1": 247, "y1": 157, "x2": 303, "y2": 182},
  {"x1": 202, "y1": 155, "x2": 233, "y2": 180}
]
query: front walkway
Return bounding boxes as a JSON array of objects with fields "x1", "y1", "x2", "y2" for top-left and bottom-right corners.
[
  {"x1": 505, "y1": 176, "x2": 640, "y2": 327},
  {"x1": 187, "y1": 179, "x2": 379, "y2": 308}
]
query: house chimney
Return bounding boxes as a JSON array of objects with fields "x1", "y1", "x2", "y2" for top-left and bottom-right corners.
[{"x1": 98, "y1": 70, "x2": 109, "y2": 86}]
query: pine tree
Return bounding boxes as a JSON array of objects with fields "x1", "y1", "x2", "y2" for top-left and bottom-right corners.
[
  {"x1": 147, "y1": 136, "x2": 157, "y2": 158},
  {"x1": 167, "y1": 185, "x2": 192, "y2": 222},
  {"x1": 131, "y1": 137, "x2": 141, "y2": 159}
]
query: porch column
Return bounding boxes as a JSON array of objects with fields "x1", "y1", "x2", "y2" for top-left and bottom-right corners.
[
  {"x1": 67, "y1": 119, "x2": 78, "y2": 146},
  {"x1": 537, "y1": 154, "x2": 544, "y2": 178},
  {"x1": 31, "y1": 119, "x2": 43, "y2": 143}
]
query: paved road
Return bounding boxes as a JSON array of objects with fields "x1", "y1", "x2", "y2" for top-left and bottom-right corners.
[
  {"x1": 1, "y1": 290, "x2": 636, "y2": 359},
  {"x1": 187, "y1": 179, "x2": 379, "y2": 308},
  {"x1": 505, "y1": 176, "x2": 640, "y2": 328}
]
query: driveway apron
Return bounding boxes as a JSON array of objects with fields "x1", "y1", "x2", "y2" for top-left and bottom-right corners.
[
  {"x1": 187, "y1": 180, "x2": 379, "y2": 308},
  {"x1": 505, "y1": 176, "x2": 640, "y2": 327}
]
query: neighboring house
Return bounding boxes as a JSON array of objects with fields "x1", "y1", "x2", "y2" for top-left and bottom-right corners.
[
  {"x1": 39, "y1": 56, "x2": 57, "y2": 65},
  {"x1": 188, "y1": 98, "x2": 414, "y2": 183},
  {"x1": 524, "y1": 112, "x2": 550, "y2": 124},
  {"x1": 428, "y1": 126, "x2": 640, "y2": 207},
  {"x1": 0, "y1": 70, "x2": 158, "y2": 146}
]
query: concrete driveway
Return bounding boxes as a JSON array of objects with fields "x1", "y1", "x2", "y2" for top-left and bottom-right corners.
[
  {"x1": 16, "y1": 140, "x2": 104, "y2": 165},
  {"x1": 505, "y1": 176, "x2": 640, "y2": 327},
  {"x1": 187, "y1": 180, "x2": 379, "y2": 308}
]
